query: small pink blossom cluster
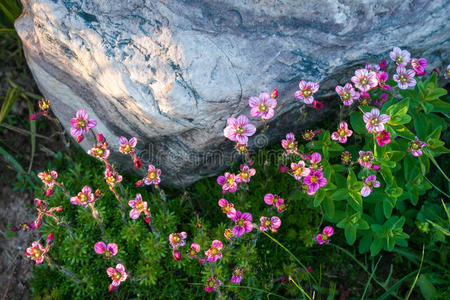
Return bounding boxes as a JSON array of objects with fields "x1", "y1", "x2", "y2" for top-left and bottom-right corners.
[
  {"x1": 128, "y1": 193, "x2": 151, "y2": 223},
  {"x1": 70, "y1": 109, "x2": 97, "y2": 143},
  {"x1": 295, "y1": 80, "x2": 323, "y2": 109},
  {"x1": 136, "y1": 164, "x2": 162, "y2": 187},
  {"x1": 37, "y1": 170, "x2": 58, "y2": 196},
  {"x1": 26, "y1": 233, "x2": 54, "y2": 264},
  {"x1": 264, "y1": 194, "x2": 286, "y2": 213},
  {"x1": 216, "y1": 164, "x2": 256, "y2": 194},
  {"x1": 118, "y1": 136, "x2": 142, "y2": 169},
  {"x1": 283, "y1": 153, "x2": 327, "y2": 195}
]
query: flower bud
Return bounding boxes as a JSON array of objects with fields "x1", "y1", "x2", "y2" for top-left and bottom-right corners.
[
  {"x1": 135, "y1": 180, "x2": 144, "y2": 187},
  {"x1": 145, "y1": 216, "x2": 151, "y2": 224},
  {"x1": 279, "y1": 166, "x2": 289, "y2": 173},
  {"x1": 198, "y1": 257, "x2": 206, "y2": 265},
  {"x1": 29, "y1": 114, "x2": 37, "y2": 120},
  {"x1": 97, "y1": 133, "x2": 106, "y2": 143},
  {"x1": 271, "y1": 88, "x2": 278, "y2": 99},
  {"x1": 371, "y1": 164, "x2": 381, "y2": 171},
  {"x1": 195, "y1": 221, "x2": 203, "y2": 229},
  {"x1": 47, "y1": 233, "x2": 54, "y2": 245},
  {"x1": 173, "y1": 250, "x2": 181, "y2": 261},
  {"x1": 134, "y1": 157, "x2": 142, "y2": 169},
  {"x1": 312, "y1": 100, "x2": 323, "y2": 110},
  {"x1": 10, "y1": 225, "x2": 19, "y2": 232},
  {"x1": 281, "y1": 277, "x2": 287, "y2": 283},
  {"x1": 45, "y1": 188, "x2": 54, "y2": 197},
  {"x1": 307, "y1": 266, "x2": 313, "y2": 272},
  {"x1": 379, "y1": 59, "x2": 387, "y2": 69},
  {"x1": 55, "y1": 206, "x2": 63, "y2": 212},
  {"x1": 431, "y1": 68, "x2": 439, "y2": 76},
  {"x1": 76, "y1": 135, "x2": 84, "y2": 143},
  {"x1": 108, "y1": 284, "x2": 116, "y2": 292}
]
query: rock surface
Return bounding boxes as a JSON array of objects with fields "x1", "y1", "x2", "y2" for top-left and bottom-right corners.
[{"x1": 15, "y1": 0, "x2": 449, "y2": 185}]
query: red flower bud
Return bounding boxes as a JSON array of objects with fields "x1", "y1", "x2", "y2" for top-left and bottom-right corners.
[
  {"x1": 47, "y1": 233, "x2": 54, "y2": 245},
  {"x1": 136, "y1": 180, "x2": 144, "y2": 187},
  {"x1": 173, "y1": 250, "x2": 181, "y2": 261},
  {"x1": 29, "y1": 114, "x2": 37, "y2": 120},
  {"x1": 279, "y1": 166, "x2": 289, "y2": 173},
  {"x1": 312, "y1": 100, "x2": 323, "y2": 110},
  {"x1": 271, "y1": 88, "x2": 278, "y2": 99},
  {"x1": 281, "y1": 277, "x2": 287, "y2": 283},
  {"x1": 134, "y1": 157, "x2": 142, "y2": 169},
  {"x1": 108, "y1": 284, "x2": 116, "y2": 292},
  {"x1": 198, "y1": 258, "x2": 206, "y2": 265},
  {"x1": 371, "y1": 164, "x2": 380, "y2": 171},
  {"x1": 55, "y1": 206, "x2": 63, "y2": 212},
  {"x1": 96, "y1": 133, "x2": 106, "y2": 143},
  {"x1": 379, "y1": 59, "x2": 387, "y2": 69},
  {"x1": 45, "y1": 188, "x2": 54, "y2": 197},
  {"x1": 76, "y1": 135, "x2": 84, "y2": 143},
  {"x1": 145, "y1": 216, "x2": 151, "y2": 224},
  {"x1": 431, "y1": 68, "x2": 439, "y2": 76},
  {"x1": 307, "y1": 266, "x2": 313, "y2": 272}
]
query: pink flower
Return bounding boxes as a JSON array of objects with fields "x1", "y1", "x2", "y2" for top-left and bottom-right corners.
[
  {"x1": 335, "y1": 83, "x2": 359, "y2": 106},
  {"x1": 187, "y1": 243, "x2": 200, "y2": 258},
  {"x1": 445, "y1": 64, "x2": 450, "y2": 79},
  {"x1": 173, "y1": 250, "x2": 181, "y2": 261},
  {"x1": 376, "y1": 130, "x2": 391, "y2": 146},
  {"x1": 104, "y1": 165, "x2": 123, "y2": 187},
  {"x1": 393, "y1": 66, "x2": 417, "y2": 89},
  {"x1": 25, "y1": 241, "x2": 47, "y2": 264},
  {"x1": 281, "y1": 132, "x2": 298, "y2": 154},
  {"x1": 411, "y1": 58, "x2": 427, "y2": 76},
  {"x1": 248, "y1": 92, "x2": 277, "y2": 120},
  {"x1": 205, "y1": 240, "x2": 223, "y2": 262},
  {"x1": 70, "y1": 109, "x2": 97, "y2": 137},
  {"x1": 389, "y1": 47, "x2": 411, "y2": 67},
  {"x1": 379, "y1": 59, "x2": 387, "y2": 69},
  {"x1": 304, "y1": 170, "x2": 327, "y2": 195},
  {"x1": 128, "y1": 193, "x2": 150, "y2": 220},
  {"x1": 205, "y1": 275, "x2": 221, "y2": 292},
  {"x1": 88, "y1": 144, "x2": 110, "y2": 159},
  {"x1": 313, "y1": 100, "x2": 323, "y2": 110},
  {"x1": 294, "y1": 80, "x2": 320, "y2": 104},
  {"x1": 224, "y1": 228, "x2": 233, "y2": 240},
  {"x1": 351, "y1": 69, "x2": 378, "y2": 92},
  {"x1": 232, "y1": 211, "x2": 253, "y2": 237},
  {"x1": 223, "y1": 115, "x2": 256, "y2": 145},
  {"x1": 409, "y1": 137, "x2": 427, "y2": 157},
  {"x1": 264, "y1": 194, "x2": 281, "y2": 206},
  {"x1": 168, "y1": 232, "x2": 187, "y2": 249},
  {"x1": 143, "y1": 164, "x2": 161, "y2": 185},
  {"x1": 107, "y1": 264, "x2": 128, "y2": 291},
  {"x1": 259, "y1": 216, "x2": 281, "y2": 232},
  {"x1": 309, "y1": 152, "x2": 323, "y2": 170},
  {"x1": 359, "y1": 92, "x2": 371, "y2": 106},
  {"x1": 375, "y1": 93, "x2": 389, "y2": 108},
  {"x1": 118, "y1": 136, "x2": 137, "y2": 154},
  {"x1": 94, "y1": 241, "x2": 118, "y2": 258},
  {"x1": 37, "y1": 170, "x2": 58, "y2": 188},
  {"x1": 331, "y1": 122, "x2": 353, "y2": 144},
  {"x1": 361, "y1": 175, "x2": 380, "y2": 197},
  {"x1": 231, "y1": 268, "x2": 244, "y2": 284},
  {"x1": 358, "y1": 151, "x2": 374, "y2": 169},
  {"x1": 317, "y1": 226, "x2": 334, "y2": 245},
  {"x1": 70, "y1": 186, "x2": 95, "y2": 206},
  {"x1": 217, "y1": 172, "x2": 238, "y2": 193},
  {"x1": 218, "y1": 198, "x2": 237, "y2": 219},
  {"x1": 377, "y1": 71, "x2": 390, "y2": 90},
  {"x1": 290, "y1": 161, "x2": 310, "y2": 180},
  {"x1": 236, "y1": 164, "x2": 256, "y2": 183},
  {"x1": 363, "y1": 108, "x2": 389, "y2": 133},
  {"x1": 275, "y1": 198, "x2": 286, "y2": 213},
  {"x1": 365, "y1": 63, "x2": 380, "y2": 73}
]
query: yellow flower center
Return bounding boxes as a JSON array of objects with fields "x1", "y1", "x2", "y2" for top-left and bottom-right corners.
[
  {"x1": 310, "y1": 175, "x2": 318, "y2": 183},
  {"x1": 148, "y1": 172, "x2": 157, "y2": 180},
  {"x1": 136, "y1": 201, "x2": 144, "y2": 211},
  {"x1": 258, "y1": 103, "x2": 268, "y2": 112},
  {"x1": 211, "y1": 248, "x2": 218, "y2": 256},
  {"x1": 77, "y1": 120, "x2": 86, "y2": 128},
  {"x1": 303, "y1": 89, "x2": 312, "y2": 97},
  {"x1": 363, "y1": 155, "x2": 370, "y2": 162},
  {"x1": 399, "y1": 74, "x2": 407, "y2": 83},
  {"x1": 288, "y1": 142, "x2": 296, "y2": 150},
  {"x1": 96, "y1": 148, "x2": 104, "y2": 156},
  {"x1": 411, "y1": 142, "x2": 419, "y2": 150},
  {"x1": 172, "y1": 235, "x2": 180, "y2": 243},
  {"x1": 227, "y1": 177, "x2": 234, "y2": 185},
  {"x1": 123, "y1": 145, "x2": 131, "y2": 152},
  {"x1": 240, "y1": 172, "x2": 249, "y2": 179},
  {"x1": 294, "y1": 168, "x2": 303, "y2": 175},
  {"x1": 80, "y1": 193, "x2": 88, "y2": 202},
  {"x1": 238, "y1": 145, "x2": 246, "y2": 152},
  {"x1": 33, "y1": 249, "x2": 42, "y2": 258},
  {"x1": 237, "y1": 219, "x2": 245, "y2": 227},
  {"x1": 45, "y1": 174, "x2": 53, "y2": 182},
  {"x1": 395, "y1": 56, "x2": 403, "y2": 63},
  {"x1": 339, "y1": 130, "x2": 346, "y2": 137},
  {"x1": 108, "y1": 176, "x2": 116, "y2": 183},
  {"x1": 223, "y1": 205, "x2": 230, "y2": 213},
  {"x1": 360, "y1": 78, "x2": 368, "y2": 86},
  {"x1": 370, "y1": 118, "x2": 379, "y2": 125},
  {"x1": 264, "y1": 219, "x2": 271, "y2": 227},
  {"x1": 113, "y1": 271, "x2": 121, "y2": 281},
  {"x1": 342, "y1": 91, "x2": 351, "y2": 100},
  {"x1": 236, "y1": 126, "x2": 244, "y2": 135}
]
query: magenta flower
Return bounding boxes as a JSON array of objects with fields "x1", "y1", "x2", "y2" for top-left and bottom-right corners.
[
  {"x1": 37, "y1": 170, "x2": 58, "y2": 188},
  {"x1": 281, "y1": 132, "x2": 298, "y2": 154},
  {"x1": 10, "y1": 222, "x2": 36, "y2": 232},
  {"x1": 361, "y1": 175, "x2": 380, "y2": 197},
  {"x1": 303, "y1": 170, "x2": 327, "y2": 195},
  {"x1": 88, "y1": 144, "x2": 110, "y2": 159},
  {"x1": 290, "y1": 161, "x2": 310, "y2": 180},
  {"x1": 335, "y1": 83, "x2": 359, "y2": 106},
  {"x1": 317, "y1": 226, "x2": 334, "y2": 245},
  {"x1": 119, "y1": 136, "x2": 137, "y2": 154},
  {"x1": 217, "y1": 172, "x2": 238, "y2": 193},
  {"x1": 309, "y1": 152, "x2": 323, "y2": 171},
  {"x1": 231, "y1": 268, "x2": 244, "y2": 284},
  {"x1": 143, "y1": 164, "x2": 161, "y2": 185},
  {"x1": 25, "y1": 241, "x2": 47, "y2": 264},
  {"x1": 295, "y1": 80, "x2": 320, "y2": 104},
  {"x1": 168, "y1": 232, "x2": 187, "y2": 249},
  {"x1": 358, "y1": 151, "x2": 374, "y2": 169},
  {"x1": 359, "y1": 92, "x2": 372, "y2": 106},
  {"x1": 205, "y1": 275, "x2": 221, "y2": 293},
  {"x1": 70, "y1": 109, "x2": 97, "y2": 137},
  {"x1": 236, "y1": 164, "x2": 256, "y2": 183},
  {"x1": 128, "y1": 193, "x2": 150, "y2": 221},
  {"x1": 409, "y1": 137, "x2": 427, "y2": 157},
  {"x1": 376, "y1": 130, "x2": 391, "y2": 146},
  {"x1": 389, "y1": 47, "x2": 411, "y2": 66},
  {"x1": 70, "y1": 186, "x2": 95, "y2": 206},
  {"x1": 232, "y1": 211, "x2": 253, "y2": 237},
  {"x1": 187, "y1": 243, "x2": 200, "y2": 258},
  {"x1": 411, "y1": 58, "x2": 427, "y2": 76},
  {"x1": 331, "y1": 121, "x2": 353, "y2": 144},
  {"x1": 379, "y1": 59, "x2": 388, "y2": 69},
  {"x1": 205, "y1": 240, "x2": 223, "y2": 262},
  {"x1": 351, "y1": 69, "x2": 378, "y2": 92},
  {"x1": 264, "y1": 194, "x2": 280, "y2": 205},
  {"x1": 107, "y1": 264, "x2": 128, "y2": 291},
  {"x1": 94, "y1": 241, "x2": 118, "y2": 258},
  {"x1": 248, "y1": 92, "x2": 277, "y2": 120},
  {"x1": 375, "y1": 93, "x2": 388, "y2": 108},
  {"x1": 377, "y1": 71, "x2": 390, "y2": 90},
  {"x1": 275, "y1": 198, "x2": 286, "y2": 213},
  {"x1": 218, "y1": 198, "x2": 237, "y2": 219},
  {"x1": 104, "y1": 165, "x2": 123, "y2": 187},
  {"x1": 223, "y1": 115, "x2": 256, "y2": 145},
  {"x1": 445, "y1": 64, "x2": 450, "y2": 79},
  {"x1": 393, "y1": 66, "x2": 416, "y2": 89},
  {"x1": 363, "y1": 108, "x2": 389, "y2": 133},
  {"x1": 259, "y1": 216, "x2": 281, "y2": 232}
]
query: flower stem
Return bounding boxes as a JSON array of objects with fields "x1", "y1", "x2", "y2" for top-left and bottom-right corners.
[
  {"x1": 45, "y1": 255, "x2": 83, "y2": 284},
  {"x1": 289, "y1": 276, "x2": 312, "y2": 300}
]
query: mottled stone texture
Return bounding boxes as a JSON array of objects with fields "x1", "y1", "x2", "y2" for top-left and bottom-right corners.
[{"x1": 15, "y1": 0, "x2": 449, "y2": 185}]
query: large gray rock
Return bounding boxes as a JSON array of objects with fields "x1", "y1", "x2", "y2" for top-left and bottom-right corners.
[{"x1": 15, "y1": 0, "x2": 449, "y2": 186}]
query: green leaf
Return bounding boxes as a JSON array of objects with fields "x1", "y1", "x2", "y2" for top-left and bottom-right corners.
[
  {"x1": 323, "y1": 197, "x2": 335, "y2": 218},
  {"x1": 350, "y1": 111, "x2": 366, "y2": 135},
  {"x1": 389, "y1": 114, "x2": 411, "y2": 125},
  {"x1": 413, "y1": 113, "x2": 428, "y2": 139},
  {"x1": 417, "y1": 275, "x2": 437, "y2": 300},
  {"x1": 386, "y1": 98, "x2": 409, "y2": 118},
  {"x1": 424, "y1": 87, "x2": 447, "y2": 101},
  {"x1": 370, "y1": 237, "x2": 383, "y2": 256},
  {"x1": 430, "y1": 99, "x2": 450, "y2": 117},
  {"x1": 359, "y1": 233, "x2": 372, "y2": 254},
  {"x1": 383, "y1": 196, "x2": 396, "y2": 218},
  {"x1": 348, "y1": 190, "x2": 363, "y2": 212},
  {"x1": 344, "y1": 225, "x2": 357, "y2": 245},
  {"x1": 384, "y1": 150, "x2": 405, "y2": 162},
  {"x1": 420, "y1": 101, "x2": 434, "y2": 114},
  {"x1": 391, "y1": 124, "x2": 415, "y2": 140},
  {"x1": 426, "y1": 126, "x2": 441, "y2": 141},
  {"x1": 331, "y1": 188, "x2": 348, "y2": 201},
  {"x1": 313, "y1": 188, "x2": 326, "y2": 207},
  {"x1": 0, "y1": 87, "x2": 20, "y2": 123}
]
